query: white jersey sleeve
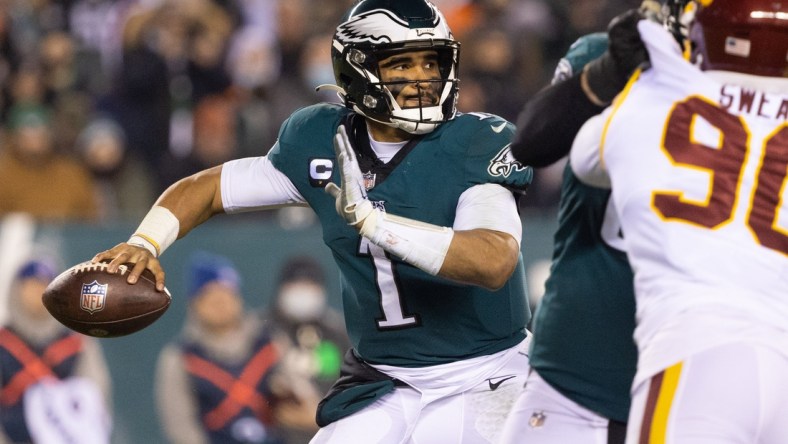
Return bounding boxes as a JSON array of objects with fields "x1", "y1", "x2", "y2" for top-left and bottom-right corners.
[
  {"x1": 570, "y1": 113, "x2": 610, "y2": 189},
  {"x1": 220, "y1": 156, "x2": 306, "y2": 213},
  {"x1": 453, "y1": 184, "x2": 522, "y2": 247}
]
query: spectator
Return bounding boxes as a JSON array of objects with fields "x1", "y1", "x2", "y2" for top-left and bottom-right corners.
[
  {"x1": 38, "y1": 31, "x2": 78, "y2": 99},
  {"x1": 76, "y1": 117, "x2": 157, "y2": 222},
  {"x1": 0, "y1": 104, "x2": 98, "y2": 222},
  {"x1": 225, "y1": 26, "x2": 283, "y2": 157},
  {"x1": 261, "y1": 257, "x2": 349, "y2": 444},
  {"x1": 460, "y1": 26, "x2": 525, "y2": 121},
  {"x1": 263, "y1": 256, "x2": 350, "y2": 394},
  {"x1": 67, "y1": 0, "x2": 127, "y2": 86},
  {"x1": 155, "y1": 252, "x2": 319, "y2": 444},
  {"x1": 0, "y1": 257, "x2": 113, "y2": 444},
  {"x1": 0, "y1": 6, "x2": 20, "y2": 117},
  {"x1": 6, "y1": 63, "x2": 49, "y2": 110},
  {"x1": 96, "y1": 0, "x2": 237, "y2": 180},
  {"x1": 159, "y1": 93, "x2": 240, "y2": 190}
]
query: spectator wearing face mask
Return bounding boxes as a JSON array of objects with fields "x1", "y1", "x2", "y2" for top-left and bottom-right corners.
[
  {"x1": 260, "y1": 257, "x2": 348, "y2": 444},
  {"x1": 262, "y1": 257, "x2": 349, "y2": 395}
]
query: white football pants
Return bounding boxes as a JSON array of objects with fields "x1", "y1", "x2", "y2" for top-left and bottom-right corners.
[
  {"x1": 627, "y1": 342, "x2": 788, "y2": 444},
  {"x1": 310, "y1": 338, "x2": 530, "y2": 444}
]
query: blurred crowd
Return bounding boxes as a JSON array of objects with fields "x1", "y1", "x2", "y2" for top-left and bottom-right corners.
[{"x1": 0, "y1": 0, "x2": 637, "y2": 224}]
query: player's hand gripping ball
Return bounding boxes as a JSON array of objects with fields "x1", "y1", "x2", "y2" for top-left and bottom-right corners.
[{"x1": 42, "y1": 261, "x2": 171, "y2": 338}]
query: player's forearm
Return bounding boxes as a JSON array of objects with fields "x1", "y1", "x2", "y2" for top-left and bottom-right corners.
[
  {"x1": 128, "y1": 166, "x2": 225, "y2": 258},
  {"x1": 360, "y1": 210, "x2": 518, "y2": 290},
  {"x1": 439, "y1": 229, "x2": 520, "y2": 290},
  {"x1": 156, "y1": 166, "x2": 225, "y2": 238}
]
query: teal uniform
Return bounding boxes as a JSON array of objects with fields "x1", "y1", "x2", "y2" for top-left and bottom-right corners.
[
  {"x1": 527, "y1": 33, "x2": 638, "y2": 422},
  {"x1": 269, "y1": 103, "x2": 532, "y2": 368}
]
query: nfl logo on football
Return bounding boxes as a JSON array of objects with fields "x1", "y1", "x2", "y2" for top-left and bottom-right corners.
[{"x1": 81, "y1": 280, "x2": 108, "y2": 314}]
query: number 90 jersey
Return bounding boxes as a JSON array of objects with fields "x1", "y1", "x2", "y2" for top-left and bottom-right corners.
[
  {"x1": 269, "y1": 103, "x2": 533, "y2": 367},
  {"x1": 571, "y1": 21, "x2": 788, "y2": 387}
]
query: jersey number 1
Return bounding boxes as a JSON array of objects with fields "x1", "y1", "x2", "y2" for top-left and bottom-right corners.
[
  {"x1": 360, "y1": 238, "x2": 420, "y2": 329},
  {"x1": 653, "y1": 96, "x2": 788, "y2": 255}
]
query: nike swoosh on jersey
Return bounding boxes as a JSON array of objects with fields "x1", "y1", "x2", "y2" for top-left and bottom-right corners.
[
  {"x1": 487, "y1": 375, "x2": 517, "y2": 391},
  {"x1": 491, "y1": 122, "x2": 507, "y2": 133}
]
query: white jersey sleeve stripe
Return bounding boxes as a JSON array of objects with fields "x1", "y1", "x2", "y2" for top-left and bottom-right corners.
[{"x1": 601, "y1": 67, "x2": 643, "y2": 170}]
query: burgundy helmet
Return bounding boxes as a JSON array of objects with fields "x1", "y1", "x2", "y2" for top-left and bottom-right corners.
[{"x1": 689, "y1": 0, "x2": 788, "y2": 77}]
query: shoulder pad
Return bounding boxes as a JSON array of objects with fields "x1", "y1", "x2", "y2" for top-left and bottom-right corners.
[
  {"x1": 280, "y1": 103, "x2": 348, "y2": 138},
  {"x1": 553, "y1": 32, "x2": 609, "y2": 84}
]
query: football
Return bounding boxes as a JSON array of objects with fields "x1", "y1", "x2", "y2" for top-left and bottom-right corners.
[{"x1": 42, "y1": 261, "x2": 171, "y2": 338}]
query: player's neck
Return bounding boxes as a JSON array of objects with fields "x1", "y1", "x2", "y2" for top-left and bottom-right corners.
[{"x1": 365, "y1": 119, "x2": 412, "y2": 143}]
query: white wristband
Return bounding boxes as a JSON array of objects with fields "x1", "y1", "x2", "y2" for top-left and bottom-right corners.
[
  {"x1": 128, "y1": 206, "x2": 180, "y2": 257},
  {"x1": 360, "y1": 210, "x2": 454, "y2": 275}
]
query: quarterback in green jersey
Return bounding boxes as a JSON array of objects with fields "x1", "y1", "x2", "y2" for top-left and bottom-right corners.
[
  {"x1": 93, "y1": 0, "x2": 534, "y2": 442},
  {"x1": 499, "y1": 4, "x2": 659, "y2": 444}
]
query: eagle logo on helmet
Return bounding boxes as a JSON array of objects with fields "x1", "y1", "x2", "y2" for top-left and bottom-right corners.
[{"x1": 336, "y1": 10, "x2": 416, "y2": 44}]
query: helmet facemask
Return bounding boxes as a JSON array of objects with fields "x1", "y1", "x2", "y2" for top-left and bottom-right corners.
[{"x1": 663, "y1": 0, "x2": 696, "y2": 46}]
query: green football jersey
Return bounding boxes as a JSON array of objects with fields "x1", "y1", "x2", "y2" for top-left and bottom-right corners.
[
  {"x1": 268, "y1": 103, "x2": 533, "y2": 367},
  {"x1": 528, "y1": 33, "x2": 637, "y2": 422}
]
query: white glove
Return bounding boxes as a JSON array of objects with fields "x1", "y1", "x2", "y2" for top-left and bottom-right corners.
[{"x1": 325, "y1": 125, "x2": 374, "y2": 228}]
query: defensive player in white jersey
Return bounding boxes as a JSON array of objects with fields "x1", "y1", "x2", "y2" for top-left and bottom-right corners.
[{"x1": 570, "y1": 0, "x2": 788, "y2": 442}]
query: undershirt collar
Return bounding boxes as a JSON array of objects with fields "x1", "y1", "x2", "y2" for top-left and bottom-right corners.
[{"x1": 367, "y1": 131, "x2": 408, "y2": 164}]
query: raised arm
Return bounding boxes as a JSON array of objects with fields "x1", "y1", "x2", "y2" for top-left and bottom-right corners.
[
  {"x1": 511, "y1": 5, "x2": 655, "y2": 167},
  {"x1": 438, "y1": 230, "x2": 520, "y2": 290},
  {"x1": 511, "y1": 73, "x2": 606, "y2": 167}
]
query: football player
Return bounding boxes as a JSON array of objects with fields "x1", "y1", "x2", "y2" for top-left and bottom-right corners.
[
  {"x1": 499, "y1": 3, "x2": 658, "y2": 444},
  {"x1": 93, "y1": 0, "x2": 534, "y2": 443},
  {"x1": 502, "y1": 3, "x2": 648, "y2": 444},
  {"x1": 570, "y1": 0, "x2": 788, "y2": 441}
]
